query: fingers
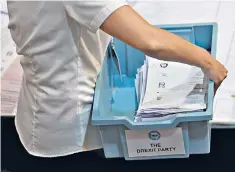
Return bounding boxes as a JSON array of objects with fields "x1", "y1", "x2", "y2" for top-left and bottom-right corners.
[
  {"x1": 214, "y1": 82, "x2": 222, "y2": 95},
  {"x1": 214, "y1": 69, "x2": 228, "y2": 95}
]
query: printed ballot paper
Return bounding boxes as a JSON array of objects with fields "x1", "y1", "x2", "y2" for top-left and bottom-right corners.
[{"x1": 135, "y1": 56, "x2": 208, "y2": 122}]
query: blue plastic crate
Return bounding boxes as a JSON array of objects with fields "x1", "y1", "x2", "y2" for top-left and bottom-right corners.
[{"x1": 92, "y1": 23, "x2": 217, "y2": 160}]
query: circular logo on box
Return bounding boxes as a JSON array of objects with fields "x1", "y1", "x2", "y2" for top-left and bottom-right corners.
[
  {"x1": 148, "y1": 131, "x2": 161, "y2": 140},
  {"x1": 160, "y1": 63, "x2": 168, "y2": 68}
]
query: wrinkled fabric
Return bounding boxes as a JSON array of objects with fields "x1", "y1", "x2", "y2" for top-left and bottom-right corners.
[{"x1": 7, "y1": 0, "x2": 127, "y2": 157}]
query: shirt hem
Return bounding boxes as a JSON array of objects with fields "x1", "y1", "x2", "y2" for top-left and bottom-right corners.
[{"x1": 14, "y1": 116, "x2": 102, "y2": 158}]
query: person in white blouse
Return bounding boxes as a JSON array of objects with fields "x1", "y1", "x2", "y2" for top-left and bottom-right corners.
[{"x1": 7, "y1": 1, "x2": 227, "y2": 157}]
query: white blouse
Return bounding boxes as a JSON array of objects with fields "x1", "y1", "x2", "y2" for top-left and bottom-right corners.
[{"x1": 7, "y1": 0, "x2": 127, "y2": 157}]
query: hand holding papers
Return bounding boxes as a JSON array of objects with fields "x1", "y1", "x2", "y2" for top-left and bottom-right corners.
[{"x1": 135, "y1": 56, "x2": 208, "y2": 122}]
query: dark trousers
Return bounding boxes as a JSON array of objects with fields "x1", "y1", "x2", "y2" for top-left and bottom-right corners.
[{"x1": 1, "y1": 117, "x2": 235, "y2": 172}]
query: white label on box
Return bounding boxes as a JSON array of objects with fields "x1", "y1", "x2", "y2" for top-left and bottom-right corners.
[{"x1": 125, "y1": 128, "x2": 185, "y2": 157}]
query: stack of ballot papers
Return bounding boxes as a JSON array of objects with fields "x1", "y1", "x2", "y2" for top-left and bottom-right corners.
[{"x1": 135, "y1": 56, "x2": 208, "y2": 122}]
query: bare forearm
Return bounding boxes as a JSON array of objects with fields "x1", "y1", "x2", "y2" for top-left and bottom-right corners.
[
  {"x1": 101, "y1": 5, "x2": 227, "y2": 93},
  {"x1": 101, "y1": 5, "x2": 213, "y2": 70},
  {"x1": 146, "y1": 27, "x2": 213, "y2": 70}
]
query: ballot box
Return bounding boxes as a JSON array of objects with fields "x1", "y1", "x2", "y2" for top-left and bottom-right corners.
[{"x1": 91, "y1": 23, "x2": 217, "y2": 160}]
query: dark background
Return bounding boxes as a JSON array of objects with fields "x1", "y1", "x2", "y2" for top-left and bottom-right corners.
[{"x1": 1, "y1": 117, "x2": 235, "y2": 172}]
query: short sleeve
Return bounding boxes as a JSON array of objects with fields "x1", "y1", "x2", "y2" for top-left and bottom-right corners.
[{"x1": 63, "y1": 0, "x2": 128, "y2": 33}]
